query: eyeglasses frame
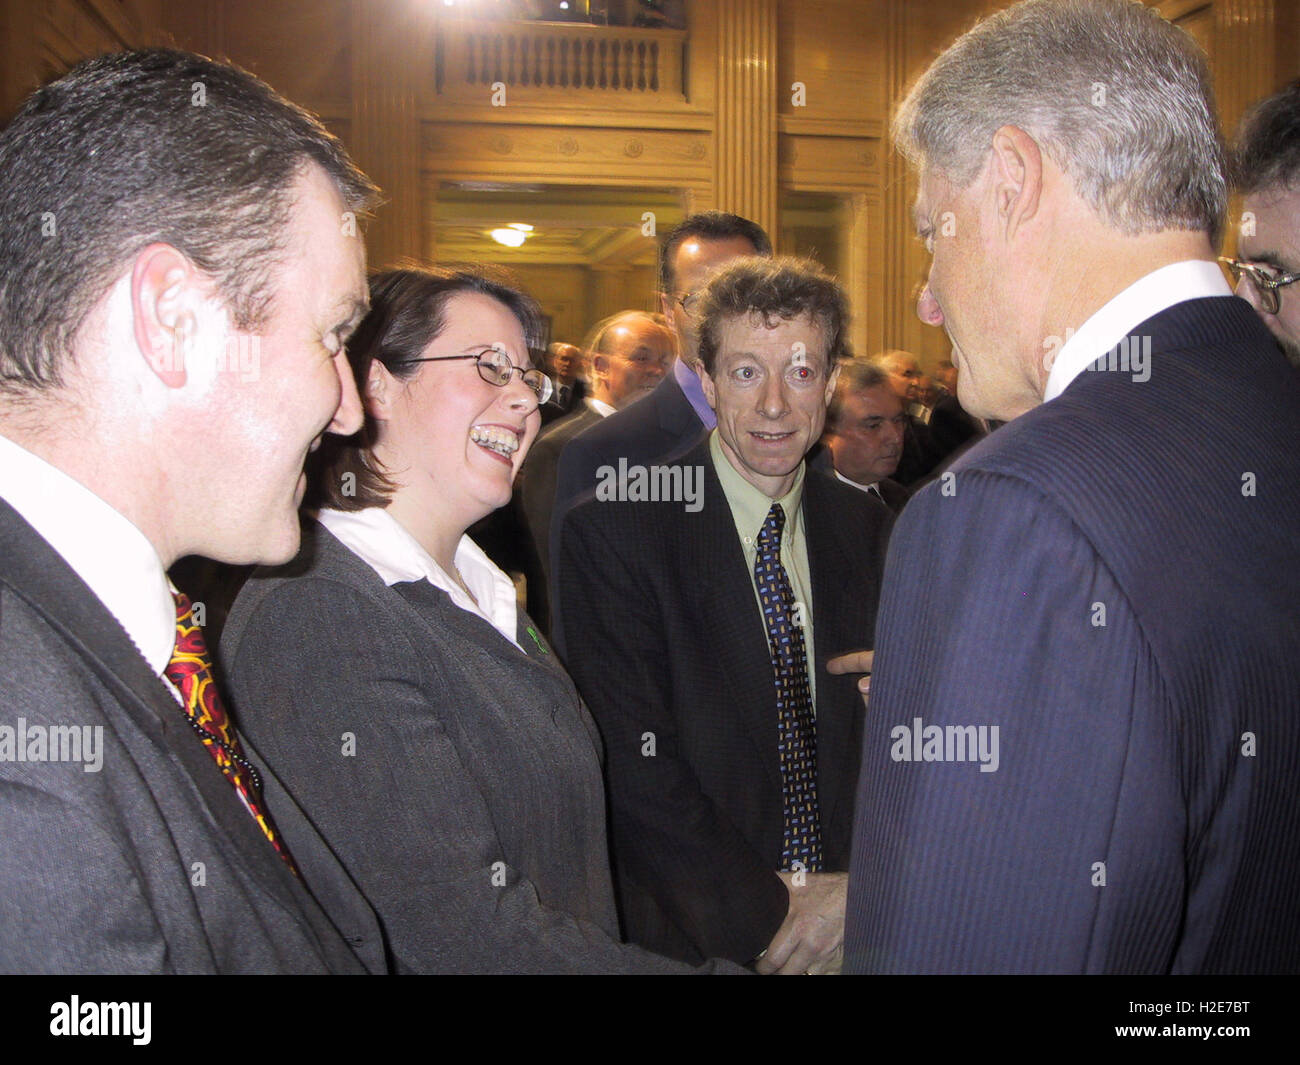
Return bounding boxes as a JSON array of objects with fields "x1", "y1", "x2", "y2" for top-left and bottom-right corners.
[
  {"x1": 397, "y1": 348, "x2": 553, "y2": 405},
  {"x1": 1220, "y1": 255, "x2": 1300, "y2": 316}
]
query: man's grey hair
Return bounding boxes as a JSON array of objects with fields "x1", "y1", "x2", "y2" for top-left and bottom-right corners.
[
  {"x1": 827, "y1": 357, "x2": 891, "y2": 431},
  {"x1": 893, "y1": 0, "x2": 1226, "y2": 245}
]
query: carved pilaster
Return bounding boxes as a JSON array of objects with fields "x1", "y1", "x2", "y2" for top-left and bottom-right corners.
[
  {"x1": 350, "y1": 1, "x2": 426, "y2": 270},
  {"x1": 714, "y1": 0, "x2": 778, "y2": 239}
]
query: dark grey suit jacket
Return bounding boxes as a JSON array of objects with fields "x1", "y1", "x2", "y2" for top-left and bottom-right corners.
[
  {"x1": 846, "y1": 297, "x2": 1300, "y2": 973},
  {"x1": 521, "y1": 403, "x2": 603, "y2": 591},
  {"x1": 0, "y1": 500, "x2": 381, "y2": 973},
  {"x1": 221, "y1": 520, "x2": 723, "y2": 974},
  {"x1": 555, "y1": 441, "x2": 891, "y2": 964}
]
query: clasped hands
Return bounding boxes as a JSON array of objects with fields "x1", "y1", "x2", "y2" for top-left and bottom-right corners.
[
  {"x1": 756, "y1": 870, "x2": 848, "y2": 975},
  {"x1": 753, "y1": 650, "x2": 873, "y2": 975}
]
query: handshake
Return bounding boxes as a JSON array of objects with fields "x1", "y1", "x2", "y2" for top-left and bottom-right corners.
[
  {"x1": 756, "y1": 870, "x2": 849, "y2": 975},
  {"x1": 753, "y1": 649, "x2": 872, "y2": 976}
]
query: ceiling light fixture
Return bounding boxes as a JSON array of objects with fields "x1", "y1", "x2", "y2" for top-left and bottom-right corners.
[{"x1": 490, "y1": 227, "x2": 528, "y2": 247}]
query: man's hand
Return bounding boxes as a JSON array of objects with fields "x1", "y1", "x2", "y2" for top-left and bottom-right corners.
[
  {"x1": 755, "y1": 871, "x2": 848, "y2": 975},
  {"x1": 827, "y1": 649, "x2": 873, "y2": 699}
]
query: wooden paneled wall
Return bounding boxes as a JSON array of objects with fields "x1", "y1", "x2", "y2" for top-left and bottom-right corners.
[{"x1": 3, "y1": 0, "x2": 1296, "y2": 373}]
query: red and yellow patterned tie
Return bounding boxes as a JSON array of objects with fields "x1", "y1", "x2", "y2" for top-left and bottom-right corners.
[{"x1": 164, "y1": 590, "x2": 299, "y2": 875}]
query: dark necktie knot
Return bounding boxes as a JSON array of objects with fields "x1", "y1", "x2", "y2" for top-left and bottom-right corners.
[{"x1": 757, "y1": 502, "x2": 787, "y2": 555}]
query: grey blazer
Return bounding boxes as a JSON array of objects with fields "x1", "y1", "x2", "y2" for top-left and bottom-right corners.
[
  {"x1": 220, "y1": 518, "x2": 716, "y2": 974},
  {"x1": 0, "y1": 500, "x2": 381, "y2": 973}
]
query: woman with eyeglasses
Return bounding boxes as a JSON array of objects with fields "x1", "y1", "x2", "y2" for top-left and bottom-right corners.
[{"x1": 220, "y1": 266, "x2": 720, "y2": 973}]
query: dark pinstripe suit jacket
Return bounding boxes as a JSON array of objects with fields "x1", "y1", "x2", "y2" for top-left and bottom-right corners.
[
  {"x1": 845, "y1": 297, "x2": 1300, "y2": 974},
  {"x1": 556, "y1": 440, "x2": 891, "y2": 964}
]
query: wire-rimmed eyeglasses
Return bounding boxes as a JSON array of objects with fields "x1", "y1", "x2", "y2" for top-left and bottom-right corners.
[
  {"x1": 1220, "y1": 256, "x2": 1300, "y2": 316},
  {"x1": 675, "y1": 291, "x2": 703, "y2": 316},
  {"x1": 399, "y1": 345, "x2": 553, "y2": 405}
]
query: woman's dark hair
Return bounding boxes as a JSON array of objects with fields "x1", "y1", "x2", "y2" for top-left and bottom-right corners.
[{"x1": 307, "y1": 264, "x2": 544, "y2": 512}]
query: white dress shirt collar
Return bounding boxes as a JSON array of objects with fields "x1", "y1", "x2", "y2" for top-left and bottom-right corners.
[
  {"x1": 833, "y1": 469, "x2": 883, "y2": 498},
  {"x1": 585, "y1": 397, "x2": 616, "y2": 418},
  {"x1": 1044, "y1": 260, "x2": 1231, "y2": 402},
  {"x1": 0, "y1": 432, "x2": 176, "y2": 679},
  {"x1": 318, "y1": 505, "x2": 522, "y2": 650}
]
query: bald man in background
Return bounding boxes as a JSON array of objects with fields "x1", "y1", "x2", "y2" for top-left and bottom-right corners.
[{"x1": 521, "y1": 310, "x2": 674, "y2": 614}]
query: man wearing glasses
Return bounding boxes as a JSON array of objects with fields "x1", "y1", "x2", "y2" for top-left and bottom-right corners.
[{"x1": 1225, "y1": 79, "x2": 1300, "y2": 368}]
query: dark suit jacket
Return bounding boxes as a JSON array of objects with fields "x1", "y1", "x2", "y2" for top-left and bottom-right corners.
[
  {"x1": 540, "y1": 378, "x2": 588, "y2": 427},
  {"x1": 0, "y1": 500, "x2": 382, "y2": 973},
  {"x1": 555, "y1": 441, "x2": 891, "y2": 964},
  {"x1": 221, "y1": 520, "x2": 720, "y2": 973},
  {"x1": 874, "y1": 477, "x2": 911, "y2": 515},
  {"x1": 845, "y1": 296, "x2": 1300, "y2": 974},
  {"x1": 927, "y1": 391, "x2": 983, "y2": 457},
  {"x1": 893, "y1": 414, "x2": 944, "y2": 487},
  {"x1": 521, "y1": 404, "x2": 603, "y2": 594},
  {"x1": 814, "y1": 443, "x2": 911, "y2": 517},
  {"x1": 552, "y1": 370, "x2": 706, "y2": 531}
]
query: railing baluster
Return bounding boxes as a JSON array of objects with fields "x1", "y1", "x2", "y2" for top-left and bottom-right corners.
[{"x1": 442, "y1": 25, "x2": 684, "y2": 99}]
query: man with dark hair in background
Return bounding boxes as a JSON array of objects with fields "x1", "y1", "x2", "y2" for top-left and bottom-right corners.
[
  {"x1": 0, "y1": 49, "x2": 387, "y2": 972},
  {"x1": 845, "y1": 0, "x2": 1300, "y2": 973},
  {"x1": 558, "y1": 257, "x2": 888, "y2": 973},
  {"x1": 1227, "y1": 78, "x2": 1300, "y2": 368},
  {"x1": 822, "y1": 357, "x2": 911, "y2": 515}
]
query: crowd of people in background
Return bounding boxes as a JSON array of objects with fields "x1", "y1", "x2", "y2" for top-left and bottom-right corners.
[{"x1": 1, "y1": 0, "x2": 1297, "y2": 975}]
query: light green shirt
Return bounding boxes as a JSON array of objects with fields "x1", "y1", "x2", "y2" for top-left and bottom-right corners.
[{"x1": 708, "y1": 430, "x2": 817, "y2": 707}]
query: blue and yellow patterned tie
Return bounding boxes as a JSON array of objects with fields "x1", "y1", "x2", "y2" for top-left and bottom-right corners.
[{"x1": 753, "y1": 503, "x2": 822, "y2": 871}]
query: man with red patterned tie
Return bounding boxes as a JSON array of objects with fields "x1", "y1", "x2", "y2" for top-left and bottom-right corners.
[{"x1": 0, "y1": 50, "x2": 387, "y2": 972}]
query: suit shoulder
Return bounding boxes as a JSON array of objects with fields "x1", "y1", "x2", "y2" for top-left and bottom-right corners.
[
  {"x1": 805, "y1": 467, "x2": 891, "y2": 522},
  {"x1": 569, "y1": 395, "x2": 655, "y2": 451},
  {"x1": 222, "y1": 523, "x2": 396, "y2": 650},
  {"x1": 0, "y1": 584, "x2": 109, "y2": 707},
  {"x1": 535, "y1": 409, "x2": 598, "y2": 452}
]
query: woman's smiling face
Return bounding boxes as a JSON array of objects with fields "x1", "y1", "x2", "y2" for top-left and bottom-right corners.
[{"x1": 372, "y1": 290, "x2": 541, "y2": 533}]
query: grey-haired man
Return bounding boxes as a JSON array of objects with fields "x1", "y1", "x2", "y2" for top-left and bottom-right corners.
[{"x1": 846, "y1": 0, "x2": 1300, "y2": 974}]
